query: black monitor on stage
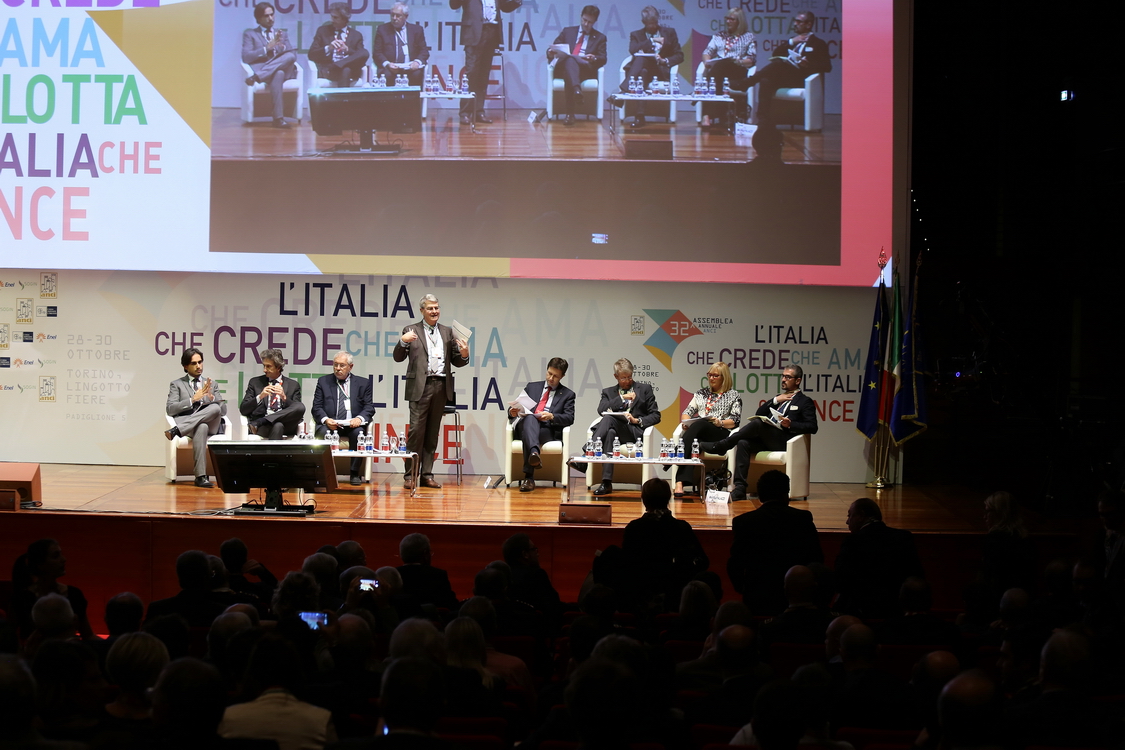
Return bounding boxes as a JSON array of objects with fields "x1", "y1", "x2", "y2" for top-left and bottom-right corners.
[
  {"x1": 209, "y1": 441, "x2": 338, "y2": 515},
  {"x1": 308, "y1": 87, "x2": 422, "y2": 153}
]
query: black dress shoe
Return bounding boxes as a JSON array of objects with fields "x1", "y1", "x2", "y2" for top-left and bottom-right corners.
[
  {"x1": 460, "y1": 114, "x2": 471, "y2": 126},
  {"x1": 529, "y1": 451, "x2": 542, "y2": 469},
  {"x1": 476, "y1": 114, "x2": 493, "y2": 124},
  {"x1": 633, "y1": 114, "x2": 646, "y2": 127},
  {"x1": 271, "y1": 118, "x2": 291, "y2": 129},
  {"x1": 246, "y1": 421, "x2": 259, "y2": 436},
  {"x1": 571, "y1": 461, "x2": 588, "y2": 474},
  {"x1": 194, "y1": 476, "x2": 214, "y2": 488},
  {"x1": 245, "y1": 74, "x2": 259, "y2": 86},
  {"x1": 164, "y1": 427, "x2": 180, "y2": 441},
  {"x1": 520, "y1": 478, "x2": 536, "y2": 492},
  {"x1": 564, "y1": 114, "x2": 575, "y2": 126},
  {"x1": 574, "y1": 90, "x2": 584, "y2": 104},
  {"x1": 350, "y1": 474, "x2": 363, "y2": 485},
  {"x1": 592, "y1": 481, "x2": 613, "y2": 496},
  {"x1": 729, "y1": 486, "x2": 747, "y2": 501}
]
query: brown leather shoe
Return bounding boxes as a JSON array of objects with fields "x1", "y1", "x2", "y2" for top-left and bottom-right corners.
[
  {"x1": 528, "y1": 451, "x2": 542, "y2": 468},
  {"x1": 421, "y1": 477, "x2": 442, "y2": 489},
  {"x1": 403, "y1": 476, "x2": 416, "y2": 490},
  {"x1": 519, "y1": 478, "x2": 536, "y2": 492}
]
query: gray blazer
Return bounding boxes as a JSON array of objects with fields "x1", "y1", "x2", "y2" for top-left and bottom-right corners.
[
  {"x1": 241, "y1": 26, "x2": 295, "y2": 76},
  {"x1": 166, "y1": 374, "x2": 227, "y2": 432},
  {"x1": 392, "y1": 321, "x2": 469, "y2": 402}
]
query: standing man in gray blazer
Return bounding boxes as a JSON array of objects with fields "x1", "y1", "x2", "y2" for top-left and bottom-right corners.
[
  {"x1": 393, "y1": 294, "x2": 469, "y2": 490},
  {"x1": 165, "y1": 347, "x2": 226, "y2": 487},
  {"x1": 242, "y1": 2, "x2": 299, "y2": 129},
  {"x1": 450, "y1": 0, "x2": 522, "y2": 125}
]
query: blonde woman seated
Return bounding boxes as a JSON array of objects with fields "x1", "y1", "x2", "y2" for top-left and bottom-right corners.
[{"x1": 675, "y1": 361, "x2": 742, "y2": 497}]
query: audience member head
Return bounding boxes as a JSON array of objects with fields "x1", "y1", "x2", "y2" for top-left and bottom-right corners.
[
  {"x1": 375, "y1": 566, "x2": 404, "y2": 597},
  {"x1": 207, "y1": 611, "x2": 252, "y2": 668},
  {"x1": 1072, "y1": 558, "x2": 1103, "y2": 605},
  {"x1": 712, "y1": 600, "x2": 752, "y2": 637},
  {"x1": 839, "y1": 623, "x2": 877, "y2": 669},
  {"x1": 150, "y1": 658, "x2": 227, "y2": 739},
  {"x1": 104, "y1": 592, "x2": 144, "y2": 637},
  {"x1": 13, "y1": 538, "x2": 67, "y2": 590},
  {"x1": 824, "y1": 615, "x2": 861, "y2": 660},
  {"x1": 1042, "y1": 558, "x2": 1074, "y2": 599},
  {"x1": 783, "y1": 565, "x2": 817, "y2": 606},
  {"x1": 244, "y1": 632, "x2": 302, "y2": 697},
  {"x1": 224, "y1": 603, "x2": 260, "y2": 627},
  {"x1": 380, "y1": 658, "x2": 445, "y2": 733},
  {"x1": 458, "y1": 596, "x2": 499, "y2": 639},
  {"x1": 590, "y1": 634, "x2": 648, "y2": 678},
  {"x1": 983, "y1": 490, "x2": 1027, "y2": 537},
  {"x1": 302, "y1": 553, "x2": 339, "y2": 596},
  {"x1": 757, "y1": 470, "x2": 790, "y2": 503},
  {"x1": 31, "y1": 593, "x2": 75, "y2": 639},
  {"x1": 752, "y1": 681, "x2": 805, "y2": 750},
  {"x1": 1039, "y1": 629, "x2": 1092, "y2": 691},
  {"x1": 565, "y1": 658, "x2": 640, "y2": 749},
  {"x1": 106, "y1": 631, "x2": 169, "y2": 699},
  {"x1": 846, "y1": 497, "x2": 882, "y2": 533},
  {"x1": 938, "y1": 670, "x2": 1003, "y2": 749},
  {"x1": 473, "y1": 566, "x2": 508, "y2": 599},
  {"x1": 679, "y1": 580, "x2": 718, "y2": 626},
  {"x1": 695, "y1": 570, "x2": 724, "y2": 603},
  {"x1": 175, "y1": 550, "x2": 212, "y2": 592},
  {"x1": 501, "y1": 533, "x2": 539, "y2": 568},
  {"x1": 143, "y1": 614, "x2": 191, "y2": 660},
  {"x1": 715, "y1": 624, "x2": 759, "y2": 670},
  {"x1": 207, "y1": 555, "x2": 230, "y2": 590},
  {"x1": 316, "y1": 544, "x2": 340, "y2": 562},
  {"x1": 997, "y1": 587, "x2": 1030, "y2": 628},
  {"x1": 999, "y1": 622, "x2": 1052, "y2": 693},
  {"x1": 399, "y1": 532, "x2": 432, "y2": 565},
  {"x1": 340, "y1": 565, "x2": 376, "y2": 595},
  {"x1": 388, "y1": 618, "x2": 445, "y2": 664},
  {"x1": 641, "y1": 478, "x2": 672, "y2": 513},
  {"x1": 910, "y1": 650, "x2": 961, "y2": 732},
  {"x1": 32, "y1": 640, "x2": 107, "y2": 726},
  {"x1": 898, "y1": 576, "x2": 932, "y2": 614},
  {"x1": 272, "y1": 571, "x2": 320, "y2": 619},
  {"x1": 0, "y1": 654, "x2": 37, "y2": 738},
  {"x1": 219, "y1": 537, "x2": 249, "y2": 576},
  {"x1": 485, "y1": 559, "x2": 512, "y2": 580},
  {"x1": 791, "y1": 663, "x2": 835, "y2": 739},
  {"x1": 333, "y1": 613, "x2": 374, "y2": 667},
  {"x1": 444, "y1": 616, "x2": 493, "y2": 688},
  {"x1": 336, "y1": 540, "x2": 366, "y2": 569}
]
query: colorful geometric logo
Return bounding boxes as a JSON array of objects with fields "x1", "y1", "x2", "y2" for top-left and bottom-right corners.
[{"x1": 642, "y1": 309, "x2": 703, "y2": 372}]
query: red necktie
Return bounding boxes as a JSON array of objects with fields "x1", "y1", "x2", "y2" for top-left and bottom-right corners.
[
  {"x1": 536, "y1": 386, "x2": 551, "y2": 413},
  {"x1": 573, "y1": 32, "x2": 584, "y2": 56}
]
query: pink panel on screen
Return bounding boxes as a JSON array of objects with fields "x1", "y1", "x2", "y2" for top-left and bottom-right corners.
[{"x1": 511, "y1": 0, "x2": 895, "y2": 286}]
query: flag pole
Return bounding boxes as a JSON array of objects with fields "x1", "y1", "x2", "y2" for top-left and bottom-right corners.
[{"x1": 866, "y1": 251, "x2": 894, "y2": 489}]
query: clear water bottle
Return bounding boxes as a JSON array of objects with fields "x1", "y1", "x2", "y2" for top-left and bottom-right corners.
[
  {"x1": 660, "y1": 439, "x2": 668, "y2": 459},
  {"x1": 629, "y1": 76, "x2": 637, "y2": 94},
  {"x1": 635, "y1": 437, "x2": 644, "y2": 459},
  {"x1": 330, "y1": 429, "x2": 339, "y2": 451},
  {"x1": 671, "y1": 77, "x2": 680, "y2": 96},
  {"x1": 612, "y1": 437, "x2": 620, "y2": 458},
  {"x1": 676, "y1": 439, "x2": 684, "y2": 459},
  {"x1": 586, "y1": 440, "x2": 594, "y2": 458},
  {"x1": 380, "y1": 73, "x2": 388, "y2": 88},
  {"x1": 460, "y1": 73, "x2": 469, "y2": 94},
  {"x1": 708, "y1": 77, "x2": 716, "y2": 96},
  {"x1": 424, "y1": 72, "x2": 432, "y2": 92},
  {"x1": 594, "y1": 437, "x2": 603, "y2": 458},
  {"x1": 694, "y1": 75, "x2": 702, "y2": 96},
  {"x1": 692, "y1": 438, "x2": 700, "y2": 459},
  {"x1": 380, "y1": 431, "x2": 389, "y2": 454}
]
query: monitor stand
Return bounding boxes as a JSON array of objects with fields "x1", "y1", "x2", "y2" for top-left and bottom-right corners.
[
  {"x1": 329, "y1": 129, "x2": 401, "y2": 155},
  {"x1": 235, "y1": 486, "x2": 314, "y2": 517}
]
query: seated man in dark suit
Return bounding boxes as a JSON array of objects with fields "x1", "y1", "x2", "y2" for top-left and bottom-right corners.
[
  {"x1": 145, "y1": 550, "x2": 229, "y2": 628},
  {"x1": 587, "y1": 357, "x2": 660, "y2": 496},
  {"x1": 704, "y1": 364, "x2": 818, "y2": 501},
  {"x1": 743, "y1": 11, "x2": 832, "y2": 127},
  {"x1": 308, "y1": 2, "x2": 369, "y2": 87},
  {"x1": 312, "y1": 351, "x2": 375, "y2": 485},
  {"x1": 507, "y1": 357, "x2": 575, "y2": 493},
  {"x1": 395, "y1": 532, "x2": 458, "y2": 611},
  {"x1": 757, "y1": 565, "x2": 837, "y2": 654},
  {"x1": 834, "y1": 497, "x2": 925, "y2": 619},
  {"x1": 727, "y1": 470, "x2": 823, "y2": 616},
  {"x1": 620, "y1": 5, "x2": 683, "y2": 126},
  {"x1": 546, "y1": 4, "x2": 606, "y2": 126},
  {"x1": 239, "y1": 348, "x2": 305, "y2": 439},
  {"x1": 372, "y1": 2, "x2": 429, "y2": 87}
]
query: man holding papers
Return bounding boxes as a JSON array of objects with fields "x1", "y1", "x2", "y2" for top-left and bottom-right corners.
[
  {"x1": 507, "y1": 358, "x2": 575, "y2": 493},
  {"x1": 393, "y1": 294, "x2": 470, "y2": 490},
  {"x1": 702, "y1": 365, "x2": 818, "y2": 501},
  {"x1": 546, "y1": 5, "x2": 607, "y2": 126},
  {"x1": 587, "y1": 358, "x2": 660, "y2": 496}
]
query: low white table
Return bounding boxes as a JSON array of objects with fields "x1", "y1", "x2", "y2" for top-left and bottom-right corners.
[
  {"x1": 564, "y1": 454, "x2": 704, "y2": 503},
  {"x1": 333, "y1": 448, "x2": 420, "y2": 497},
  {"x1": 607, "y1": 92, "x2": 736, "y2": 136}
]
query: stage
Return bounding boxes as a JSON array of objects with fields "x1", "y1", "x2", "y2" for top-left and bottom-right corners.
[
  {"x1": 211, "y1": 107, "x2": 842, "y2": 164},
  {"x1": 1, "y1": 464, "x2": 1092, "y2": 633}
]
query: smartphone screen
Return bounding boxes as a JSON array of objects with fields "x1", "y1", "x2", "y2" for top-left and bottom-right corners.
[{"x1": 299, "y1": 611, "x2": 327, "y2": 630}]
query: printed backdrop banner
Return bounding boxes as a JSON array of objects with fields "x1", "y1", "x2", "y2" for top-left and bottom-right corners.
[
  {"x1": 212, "y1": 0, "x2": 844, "y2": 113},
  {"x1": 0, "y1": 268, "x2": 874, "y2": 482}
]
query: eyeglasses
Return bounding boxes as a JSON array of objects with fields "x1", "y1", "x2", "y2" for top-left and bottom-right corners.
[{"x1": 781, "y1": 375, "x2": 798, "y2": 380}]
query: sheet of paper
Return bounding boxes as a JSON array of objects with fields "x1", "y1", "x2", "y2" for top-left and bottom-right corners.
[
  {"x1": 449, "y1": 319, "x2": 473, "y2": 342},
  {"x1": 513, "y1": 391, "x2": 538, "y2": 416}
]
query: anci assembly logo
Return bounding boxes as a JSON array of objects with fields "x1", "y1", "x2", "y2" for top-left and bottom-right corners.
[{"x1": 642, "y1": 309, "x2": 704, "y2": 372}]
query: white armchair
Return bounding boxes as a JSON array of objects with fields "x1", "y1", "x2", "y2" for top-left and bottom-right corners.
[
  {"x1": 504, "y1": 421, "x2": 572, "y2": 487},
  {"x1": 164, "y1": 414, "x2": 233, "y2": 483},
  {"x1": 616, "y1": 55, "x2": 679, "y2": 123},
  {"x1": 768, "y1": 71, "x2": 825, "y2": 132},
  {"x1": 240, "y1": 60, "x2": 304, "y2": 124},
  {"x1": 741, "y1": 433, "x2": 812, "y2": 500},
  {"x1": 546, "y1": 59, "x2": 605, "y2": 121},
  {"x1": 583, "y1": 418, "x2": 658, "y2": 489}
]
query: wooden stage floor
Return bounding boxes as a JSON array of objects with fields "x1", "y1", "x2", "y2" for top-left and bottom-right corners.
[
  {"x1": 33, "y1": 463, "x2": 986, "y2": 534},
  {"x1": 211, "y1": 107, "x2": 841, "y2": 165}
]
